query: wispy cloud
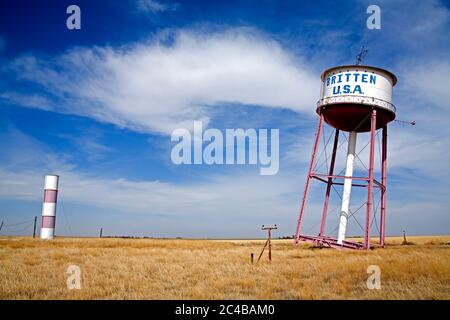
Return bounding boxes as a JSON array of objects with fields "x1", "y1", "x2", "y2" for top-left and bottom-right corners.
[
  {"x1": 0, "y1": 92, "x2": 54, "y2": 111},
  {"x1": 0, "y1": 126, "x2": 302, "y2": 236},
  {"x1": 1, "y1": 125, "x2": 449, "y2": 237},
  {"x1": 360, "y1": 0, "x2": 450, "y2": 63},
  {"x1": 137, "y1": 0, "x2": 178, "y2": 13},
  {"x1": 56, "y1": 130, "x2": 114, "y2": 162},
  {"x1": 3, "y1": 28, "x2": 318, "y2": 135},
  {"x1": 404, "y1": 61, "x2": 450, "y2": 109}
]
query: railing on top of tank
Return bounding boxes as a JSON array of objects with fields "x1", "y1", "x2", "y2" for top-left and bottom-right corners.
[{"x1": 317, "y1": 95, "x2": 396, "y2": 113}]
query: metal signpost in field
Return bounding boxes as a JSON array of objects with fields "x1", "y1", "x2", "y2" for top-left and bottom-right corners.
[{"x1": 257, "y1": 224, "x2": 278, "y2": 263}]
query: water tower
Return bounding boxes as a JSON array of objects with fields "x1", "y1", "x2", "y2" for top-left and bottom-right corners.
[{"x1": 294, "y1": 64, "x2": 397, "y2": 249}]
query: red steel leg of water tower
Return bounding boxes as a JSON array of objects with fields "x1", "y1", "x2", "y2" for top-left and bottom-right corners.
[
  {"x1": 380, "y1": 125, "x2": 387, "y2": 247},
  {"x1": 319, "y1": 129, "x2": 340, "y2": 236},
  {"x1": 365, "y1": 109, "x2": 377, "y2": 249},
  {"x1": 294, "y1": 113, "x2": 324, "y2": 244}
]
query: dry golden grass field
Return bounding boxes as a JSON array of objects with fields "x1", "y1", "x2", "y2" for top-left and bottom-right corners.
[{"x1": 0, "y1": 236, "x2": 449, "y2": 299}]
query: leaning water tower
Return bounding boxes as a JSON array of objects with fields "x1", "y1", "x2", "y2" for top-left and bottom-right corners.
[{"x1": 294, "y1": 62, "x2": 397, "y2": 250}]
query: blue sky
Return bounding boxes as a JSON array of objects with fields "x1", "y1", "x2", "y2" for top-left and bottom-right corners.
[{"x1": 1, "y1": 0, "x2": 449, "y2": 238}]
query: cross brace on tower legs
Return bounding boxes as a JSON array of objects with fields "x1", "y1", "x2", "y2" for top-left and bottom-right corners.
[{"x1": 294, "y1": 108, "x2": 387, "y2": 250}]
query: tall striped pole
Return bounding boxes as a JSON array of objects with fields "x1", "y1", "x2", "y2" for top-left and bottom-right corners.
[{"x1": 40, "y1": 175, "x2": 59, "y2": 240}]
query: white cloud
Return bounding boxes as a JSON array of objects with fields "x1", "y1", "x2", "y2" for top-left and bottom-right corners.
[
  {"x1": 4, "y1": 28, "x2": 318, "y2": 135},
  {"x1": 404, "y1": 61, "x2": 450, "y2": 109},
  {"x1": 137, "y1": 0, "x2": 178, "y2": 13},
  {"x1": 1, "y1": 126, "x2": 449, "y2": 237},
  {"x1": 0, "y1": 128, "x2": 299, "y2": 227},
  {"x1": 367, "y1": 0, "x2": 450, "y2": 51},
  {"x1": 0, "y1": 165, "x2": 308, "y2": 237},
  {"x1": 0, "y1": 168, "x2": 297, "y2": 218},
  {"x1": 384, "y1": 57, "x2": 450, "y2": 181},
  {"x1": 0, "y1": 92, "x2": 54, "y2": 111}
]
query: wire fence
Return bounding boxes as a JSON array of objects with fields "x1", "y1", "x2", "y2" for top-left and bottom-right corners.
[{"x1": 0, "y1": 217, "x2": 37, "y2": 236}]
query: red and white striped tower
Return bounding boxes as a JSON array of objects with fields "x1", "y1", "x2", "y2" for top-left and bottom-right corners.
[{"x1": 40, "y1": 175, "x2": 59, "y2": 240}]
